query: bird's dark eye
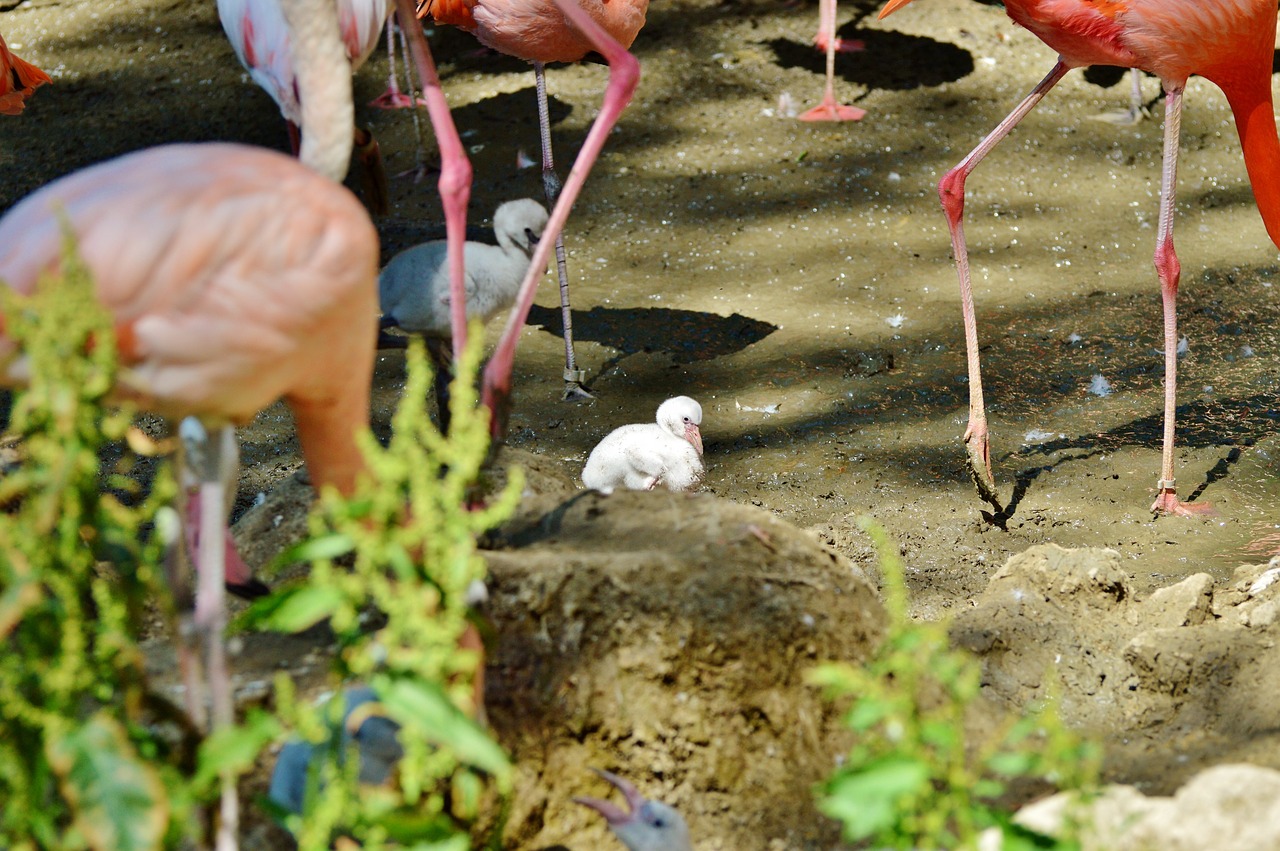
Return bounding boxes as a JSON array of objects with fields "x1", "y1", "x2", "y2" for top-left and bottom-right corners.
[{"x1": 525, "y1": 227, "x2": 539, "y2": 244}]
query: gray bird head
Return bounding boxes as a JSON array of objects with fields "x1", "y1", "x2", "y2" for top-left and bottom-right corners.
[
  {"x1": 574, "y1": 769, "x2": 692, "y2": 851},
  {"x1": 493, "y1": 198, "x2": 549, "y2": 255}
]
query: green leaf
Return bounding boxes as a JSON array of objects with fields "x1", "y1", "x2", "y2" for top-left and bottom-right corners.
[
  {"x1": 818, "y1": 757, "x2": 931, "y2": 841},
  {"x1": 376, "y1": 677, "x2": 511, "y2": 783},
  {"x1": 46, "y1": 714, "x2": 167, "y2": 851},
  {"x1": 246, "y1": 584, "x2": 346, "y2": 632},
  {"x1": 277, "y1": 532, "x2": 356, "y2": 566},
  {"x1": 195, "y1": 709, "x2": 282, "y2": 791}
]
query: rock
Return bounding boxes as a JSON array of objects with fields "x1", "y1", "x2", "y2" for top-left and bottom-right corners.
[
  {"x1": 1010, "y1": 763, "x2": 1280, "y2": 851},
  {"x1": 1139, "y1": 573, "x2": 1214, "y2": 628}
]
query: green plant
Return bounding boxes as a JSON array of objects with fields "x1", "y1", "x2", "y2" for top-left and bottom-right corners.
[
  {"x1": 0, "y1": 240, "x2": 186, "y2": 851},
  {"x1": 810, "y1": 518, "x2": 1100, "y2": 850},
  {"x1": 2, "y1": 241, "x2": 516, "y2": 850},
  {"x1": 227, "y1": 333, "x2": 520, "y2": 849}
]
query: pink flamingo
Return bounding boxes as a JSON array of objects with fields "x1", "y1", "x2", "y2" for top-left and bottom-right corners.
[
  {"x1": 800, "y1": 0, "x2": 866, "y2": 122},
  {"x1": 879, "y1": 0, "x2": 1280, "y2": 517},
  {"x1": 420, "y1": 0, "x2": 649, "y2": 401},
  {"x1": 0, "y1": 0, "x2": 374, "y2": 842},
  {"x1": 0, "y1": 31, "x2": 50, "y2": 115},
  {"x1": 217, "y1": 0, "x2": 392, "y2": 212}
]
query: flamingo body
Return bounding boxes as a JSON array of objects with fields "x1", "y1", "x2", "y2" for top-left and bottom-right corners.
[
  {"x1": 219, "y1": 0, "x2": 389, "y2": 125},
  {"x1": 0, "y1": 31, "x2": 51, "y2": 115},
  {"x1": 0, "y1": 143, "x2": 379, "y2": 496},
  {"x1": 879, "y1": 0, "x2": 1280, "y2": 515},
  {"x1": 422, "y1": 0, "x2": 646, "y2": 63}
]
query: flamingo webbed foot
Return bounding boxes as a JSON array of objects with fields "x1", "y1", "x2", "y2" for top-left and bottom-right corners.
[
  {"x1": 369, "y1": 89, "x2": 427, "y2": 109},
  {"x1": 798, "y1": 100, "x2": 867, "y2": 122},
  {"x1": 1150, "y1": 487, "x2": 1214, "y2": 517}
]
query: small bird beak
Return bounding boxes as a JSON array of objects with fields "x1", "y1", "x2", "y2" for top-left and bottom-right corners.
[
  {"x1": 574, "y1": 768, "x2": 647, "y2": 826},
  {"x1": 685, "y1": 422, "x2": 703, "y2": 457}
]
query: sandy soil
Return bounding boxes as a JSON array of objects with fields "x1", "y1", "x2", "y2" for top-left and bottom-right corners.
[{"x1": 6, "y1": 0, "x2": 1280, "y2": 847}]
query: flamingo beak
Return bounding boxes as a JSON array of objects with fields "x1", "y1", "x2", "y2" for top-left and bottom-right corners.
[
  {"x1": 685, "y1": 422, "x2": 703, "y2": 457},
  {"x1": 574, "y1": 768, "x2": 647, "y2": 827}
]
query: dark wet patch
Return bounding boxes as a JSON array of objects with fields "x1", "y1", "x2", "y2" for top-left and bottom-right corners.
[{"x1": 525, "y1": 303, "x2": 777, "y2": 363}]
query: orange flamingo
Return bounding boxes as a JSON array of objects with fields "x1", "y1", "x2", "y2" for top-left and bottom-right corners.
[
  {"x1": 0, "y1": 0, "x2": 373, "y2": 841},
  {"x1": 879, "y1": 0, "x2": 1280, "y2": 517},
  {"x1": 800, "y1": 0, "x2": 866, "y2": 122},
  {"x1": 0, "y1": 31, "x2": 50, "y2": 115},
  {"x1": 419, "y1": 0, "x2": 649, "y2": 401}
]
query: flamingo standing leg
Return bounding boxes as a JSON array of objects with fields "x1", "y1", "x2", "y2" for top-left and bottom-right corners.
[
  {"x1": 532, "y1": 60, "x2": 593, "y2": 401},
  {"x1": 482, "y1": 0, "x2": 641, "y2": 439},
  {"x1": 393, "y1": 0, "x2": 473, "y2": 362},
  {"x1": 179, "y1": 418, "x2": 240, "y2": 851},
  {"x1": 798, "y1": 0, "x2": 866, "y2": 122},
  {"x1": 934, "y1": 59, "x2": 1071, "y2": 511},
  {"x1": 371, "y1": 13, "x2": 428, "y2": 108},
  {"x1": 1149, "y1": 85, "x2": 1210, "y2": 517}
]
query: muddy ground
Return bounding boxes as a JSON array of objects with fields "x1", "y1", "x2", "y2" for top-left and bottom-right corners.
[{"x1": 6, "y1": 0, "x2": 1280, "y2": 847}]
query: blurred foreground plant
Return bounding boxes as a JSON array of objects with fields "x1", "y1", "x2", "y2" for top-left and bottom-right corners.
[
  {"x1": 0, "y1": 241, "x2": 185, "y2": 850},
  {"x1": 810, "y1": 519, "x2": 1100, "y2": 850},
  {"x1": 2, "y1": 241, "x2": 517, "y2": 849},
  {"x1": 227, "y1": 333, "x2": 520, "y2": 849}
]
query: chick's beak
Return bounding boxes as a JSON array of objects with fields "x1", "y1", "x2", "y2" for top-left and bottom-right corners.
[
  {"x1": 685, "y1": 422, "x2": 703, "y2": 457},
  {"x1": 573, "y1": 768, "x2": 647, "y2": 826}
]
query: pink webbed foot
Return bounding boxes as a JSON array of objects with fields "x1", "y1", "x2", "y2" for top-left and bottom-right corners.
[
  {"x1": 369, "y1": 88, "x2": 427, "y2": 109},
  {"x1": 1150, "y1": 487, "x2": 1215, "y2": 517},
  {"x1": 814, "y1": 35, "x2": 865, "y2": 54},
  {"x1": 799, "y1": 97, "x2": 867, "y2": 122}
]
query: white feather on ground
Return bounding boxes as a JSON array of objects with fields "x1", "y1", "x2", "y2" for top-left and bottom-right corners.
[
  {"x1": 379, "y1": 198, "x2": 548, "y2": 337},
  {"x1": 582, "y1": 396, "x2": 704, "y2": 494}
]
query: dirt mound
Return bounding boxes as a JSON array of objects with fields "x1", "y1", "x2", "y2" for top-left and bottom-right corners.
[
  {"x1": 481, "y1": 487, "x2": 885, "y2": 849},
  {"x1": 952, "y1": 545, "x2": 1280, "y2": 794},
  {"x1": 227, "y1": 449, "x2": 885, "y2": 849}
]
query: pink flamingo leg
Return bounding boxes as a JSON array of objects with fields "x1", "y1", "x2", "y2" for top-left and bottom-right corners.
[
  {"x1": 393, "y1": 0, "x2": 473, "y2": 361},
  {"x1": 1149, "y1": 85, "x2": 1212, "y2": 517},
  {"x1": 481, "y1": 0, "x2": 641, "y2": 439},
  {"x1": 180, "y1": 418, "x2": 240, "y2": 851},
  {"x1": 370, "y1": 14, "x2": 428, "y2": 109},
  {"x1": 533, "y1": 60, "x2": 593, "y2": 401},
  {"x1": 799, "y1": 0, "x2": 866, "y2": 122},
  {"x1": 937, "y1": 58, "x2": 1070, "y2": 511}
]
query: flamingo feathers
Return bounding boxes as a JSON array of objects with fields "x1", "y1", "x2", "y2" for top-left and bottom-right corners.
[{"x1": 0, "y1": 32, "x2": 50, "y2": 115}]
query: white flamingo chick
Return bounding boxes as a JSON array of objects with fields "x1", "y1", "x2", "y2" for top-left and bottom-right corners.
[
  {"x1": 378, "y1": 198, "x2": 548, "y2": 339},
  {"x1": 582, "y1": 396, "x2": 704, "y2": 494}
]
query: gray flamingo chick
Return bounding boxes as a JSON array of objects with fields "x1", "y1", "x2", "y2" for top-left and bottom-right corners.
[
  {"x1": 379, "y1": 197, "x2": 548, "y2": 341},
  {"x1": 575, "y1": 769, "x2": 692, "y2": 851}
]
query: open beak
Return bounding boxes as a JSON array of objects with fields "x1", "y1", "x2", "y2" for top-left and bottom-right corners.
[
  {"x1": 573, "y1": 768, "x2": 646, "y2": 826},
  {"x1": 685, "y1": 422, "x2": 703, "y2": 457}
]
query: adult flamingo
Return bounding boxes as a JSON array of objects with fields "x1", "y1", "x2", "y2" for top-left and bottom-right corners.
[
  {"x1": 217, "y1": 0, "x2": 393, "y2": 212},
  {"x1": 0, "y1": 0, "x2": 374, "y2": 842},
  {"x1": 0, "y1": 31, "x2": 50, "y2": 115},
  {"x1": 878, "y1": 0, "x2": 1280, "y2": 517},
  {"x1": 801, "y1": 0, "x2": 866, "y2": 122},
  {"x1": 419, "y1": 0, "x2": 649, "y2": 401}
]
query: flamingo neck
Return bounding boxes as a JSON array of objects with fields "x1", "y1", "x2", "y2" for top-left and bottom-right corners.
[
  {"x1": 1223, "y1": 72, "x2": 1280, "y2": 252},
  {"x1": 279, "y1": 0, "x2": 354, "y2": 181},
  {"x1": 288, "y1": 392, "x2": 368, "y2": 498}
]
